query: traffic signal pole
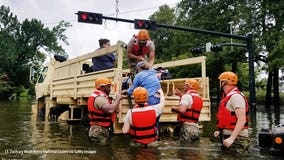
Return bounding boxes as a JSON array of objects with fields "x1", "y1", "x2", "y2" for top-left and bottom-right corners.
[
  {"x1": 77, "y1": 13, "x2": 256, "y2": 113},
  {"x1": 157, "y1": 23, "x2": 256, "y2": 113},
  {"x1": 102, "y1": 15, "x2": 134, "y2": 24}
]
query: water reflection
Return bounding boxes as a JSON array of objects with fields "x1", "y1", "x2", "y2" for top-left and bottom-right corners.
[{"x1": 0, "y1": 100, "x2": 283, "y2": 160}]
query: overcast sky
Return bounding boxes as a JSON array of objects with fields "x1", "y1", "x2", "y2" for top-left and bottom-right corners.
[{"x1": 1, "y1": 0, "x2": 180, "y2": 59}]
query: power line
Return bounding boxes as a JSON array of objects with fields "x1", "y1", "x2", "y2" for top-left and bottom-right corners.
[
  {"x1": 44, "y1": 2, "x2": 178, "y2": 26},
  {"x1": 107, "y1": 2, "x2": 177, "y2": 16}
]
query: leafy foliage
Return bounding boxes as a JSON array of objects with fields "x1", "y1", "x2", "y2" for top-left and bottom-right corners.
[
  {"x1": 0, "y1": 5, "x2": 71, "y2": 98},
  {"x1": 148, "y1": 0, "x2": 284, "y2": 101}
]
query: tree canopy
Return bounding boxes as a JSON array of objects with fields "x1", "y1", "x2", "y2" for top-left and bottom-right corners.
[
  {"x1": 149, "y1": 0, "x2": 284, "y2": 100},
  {"x1": 0, "y1": 5, "x2": 71, "y2": 98}
]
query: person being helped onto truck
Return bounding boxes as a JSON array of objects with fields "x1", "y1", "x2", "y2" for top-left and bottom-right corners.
[
  {"x1": 122, "y1": 87, "x2": 165, "y2": 147},
  {"x1": 171, "y1": 79, "x2": 203, "y2": 142},
  {"x1": 213, "y1": 71, "x2": 249, "y2": 153},
  {"x1": 89, "y1": 38, "x2": 116, "y2": 72},
  {"x1": 88, "y1": 78, "x2": 122, "y2": 144},
  {"x1": 123, "y1": 61, "x2": 161, "y2": 105},
  {"x1": 122, "y1": 61, "x2": 162, "y2": 135},
  {"x1": 127, "y1": 29, "x2": 155, "y2": 79}
]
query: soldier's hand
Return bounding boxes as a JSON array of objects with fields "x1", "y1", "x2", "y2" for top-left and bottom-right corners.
[
  {"x1": 223, "y1": 137, "x2": 234, "y2": 148},
  {"x1": 115, "y1": 94, "x2": 122, "y2": 101},
  {"x1": 175, "y1": 88, "x2": 183, "y2": 97},
  {"x1": 157, "y1": 88, "x2": 164, "y2": 95},
  {"x1": 171, "y1": 107, "x2": 177, "y2": 113},
  {"x1": 214, "y1": 131, "x2": 220, "y2": 137},
  {"x1": 137, "y1": 56, "x2": 144, "y2": 61},
  {"x1": 121, "y1": 90, "x2": 128, "y2": 96}
]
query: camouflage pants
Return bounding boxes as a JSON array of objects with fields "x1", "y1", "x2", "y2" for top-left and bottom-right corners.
[
  {"x1": 88, "y1": 124, "x2": 110, "y2": 144},
  {"x1": 179, "y1": 122, "x2": 200, "y2": 142},
  {"x1": 222, "y1": 135, "x2": 250, "y2": 153},
  {"x1": 130, "y1": 139, "x2": 159, "y2": 148},
  {"x1": 128, "y1": 58, "x2": 138, "y2": 80}
]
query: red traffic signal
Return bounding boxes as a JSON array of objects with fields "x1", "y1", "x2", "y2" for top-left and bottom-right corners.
[
  {"x1": 134, "y1": 19, "x2": 156, "y2": 30},
  {"x1": 76, "y1": 11, "x2": 103, "y2": 24},
  {"x1": 137, "y1": 20, "x2": 144, "y2": 28},
  {"x1": 80, "y1": 13, "x2": 88, "y2": 20}
]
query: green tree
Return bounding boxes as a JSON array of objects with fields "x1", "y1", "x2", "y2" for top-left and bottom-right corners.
[
  {"x1": 0, "y1": 5, "x2": 71, "y2": 98},
  {"x1": 238, "y1": 0, "x2": 284, "y2": 108},
  {"x1": 150, "y1": 0, "x2": 250, "y2": 98}
]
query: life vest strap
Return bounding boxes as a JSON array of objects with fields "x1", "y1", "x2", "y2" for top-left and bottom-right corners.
[
  {"x1": 131, "y1": 132, "x2": 157, "y2": 140},
  {"x1": 180, "y1": 115, "x2": 199, "y2": 122},
  {"x1": 217, "y1": 120, "x2": 249, "y2": 128},
  {"x1": 230, "y1": 121, "x2": 249, "y2": 127},
  {"x1": 89, "y1": 111, "x2": 110, "y2": 117},
  {"x1": 186, "y1": 109, "x2": 201, "y2": 114},
  {"x1": 130, "y1": 124, "x2": 156, "y2": 131},
  {"x1": 89, "y1": 118, "x2": 112, "y2": 122}
]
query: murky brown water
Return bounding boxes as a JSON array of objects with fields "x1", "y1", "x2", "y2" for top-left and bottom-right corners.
[{"x1": 0, "y1": 99, "x2": 283, "y2": 160}]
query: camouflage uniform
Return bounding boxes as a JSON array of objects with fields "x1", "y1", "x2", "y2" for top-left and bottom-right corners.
[
  {"x1": 222, "y1": 134, "x2": 249, "y2": 153},
  {"x1": 89, "y1": 124, "x2": 111, "y2": 144},
  {"x1": 130, "y1": 139, "x2": 159, "y2": 148},
  {"x1": 179, "y1": 122, "x2": 199, "y2": 142},
  {"x1": 128, "y1": 58, "x2": 138, "y2": 81}
]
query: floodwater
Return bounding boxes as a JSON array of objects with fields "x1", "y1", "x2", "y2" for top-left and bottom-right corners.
[{"x1": 0, "y1": 99, "x2": 283, "y2": 160}]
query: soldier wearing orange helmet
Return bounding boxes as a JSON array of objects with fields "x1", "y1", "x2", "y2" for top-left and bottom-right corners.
[
  {"x1": 88, "y1": 78, "x2": 122, "y2": 143},
  {"x1": 122, "y1": 87, "x2": 165, "y2": 147},
  {"x1": 171, "y1": 79, "x2": 203, "y2": 141},
  {"x1": 214, "y1": 71, "x2": 249, "y2": 152},
  {"x1": 127, "y1": 29, "x2": 155, "y2": 79}
]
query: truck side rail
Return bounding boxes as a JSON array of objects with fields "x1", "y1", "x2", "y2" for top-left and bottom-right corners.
[
  {"x1": 118, "y1": 56, "x2": 211, "y2": 127},
  {"x1": 50, "y1": 44, "x2": 124, "y2": 104}
]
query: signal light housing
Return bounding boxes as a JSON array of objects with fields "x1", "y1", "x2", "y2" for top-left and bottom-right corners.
[
  {"x1": 134, "y1": 19, "x2": 156, "y2": 30},
  {"x1": 76, "y1": 11, "x2": 103, "y2": 24},
  {"x1": 210, "y1": 44, "x2": 223, "y2": 52},
  {"x1": 191, "y1": 48, "x2": 202, "y2": 54}
]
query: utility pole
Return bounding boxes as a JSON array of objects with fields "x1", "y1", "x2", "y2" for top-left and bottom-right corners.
[{"x1": 229, "y1": 21, "x2": 233, "y2": 51}]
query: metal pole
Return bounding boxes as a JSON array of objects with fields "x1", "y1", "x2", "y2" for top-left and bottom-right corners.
[
  {"x1": 156, "y1": 23, "x2": 248, "y2": 41},
  {"x1": 229, "y1": 21, "x2": 233, "y2": 50},
  {"x1": 246, "y1": 34, "x2": 256, "y2": 114}
]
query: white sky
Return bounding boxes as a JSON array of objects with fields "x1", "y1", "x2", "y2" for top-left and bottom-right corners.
[{"x1": 1, "y1": 0, "x2": 180, "y2": 59}]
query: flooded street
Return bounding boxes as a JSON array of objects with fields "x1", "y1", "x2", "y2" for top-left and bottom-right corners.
[{"x1": 1, "y1": 99, "x2": 283, "y2": 160}]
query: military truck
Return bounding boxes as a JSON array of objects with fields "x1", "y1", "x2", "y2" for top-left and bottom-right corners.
[{"x1": 32, "y1": 43, "x2": 211, "y2": 133}]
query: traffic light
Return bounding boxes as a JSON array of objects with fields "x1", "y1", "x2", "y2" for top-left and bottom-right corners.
[
  {"x1": 191, "y1": 48, "x2": 202, "y2": 54},
  {"x1": 134, "y1": 19, "x2": 156, "y2": 30},
  {"x1": 76, "y1": 11, "x2": 103, "y2": 24},
  {"x1": 210, "y1": 44, "x2": 223, "y2": 52}
]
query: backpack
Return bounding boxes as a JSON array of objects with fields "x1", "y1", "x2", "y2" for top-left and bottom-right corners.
[{"x1": 155, "y1": 67, "x2": 172, "y2": 80}]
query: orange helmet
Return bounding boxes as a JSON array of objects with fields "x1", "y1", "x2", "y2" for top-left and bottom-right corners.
[
  {"x1": 95, "y1": 78, "x2": 111, "y2": 89},
  {"x1": 133, "y1": 87, "x2": 148, "y2": 103},
  {"x1": 137, "y1": 29, "x2": 150, "y2": 41},
  {"x1": 185, "y1": 79, "x2": 198, "y2": 90},
  {"x1": 218, "y1": 71, "x2": 238, "y2": 85}
]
